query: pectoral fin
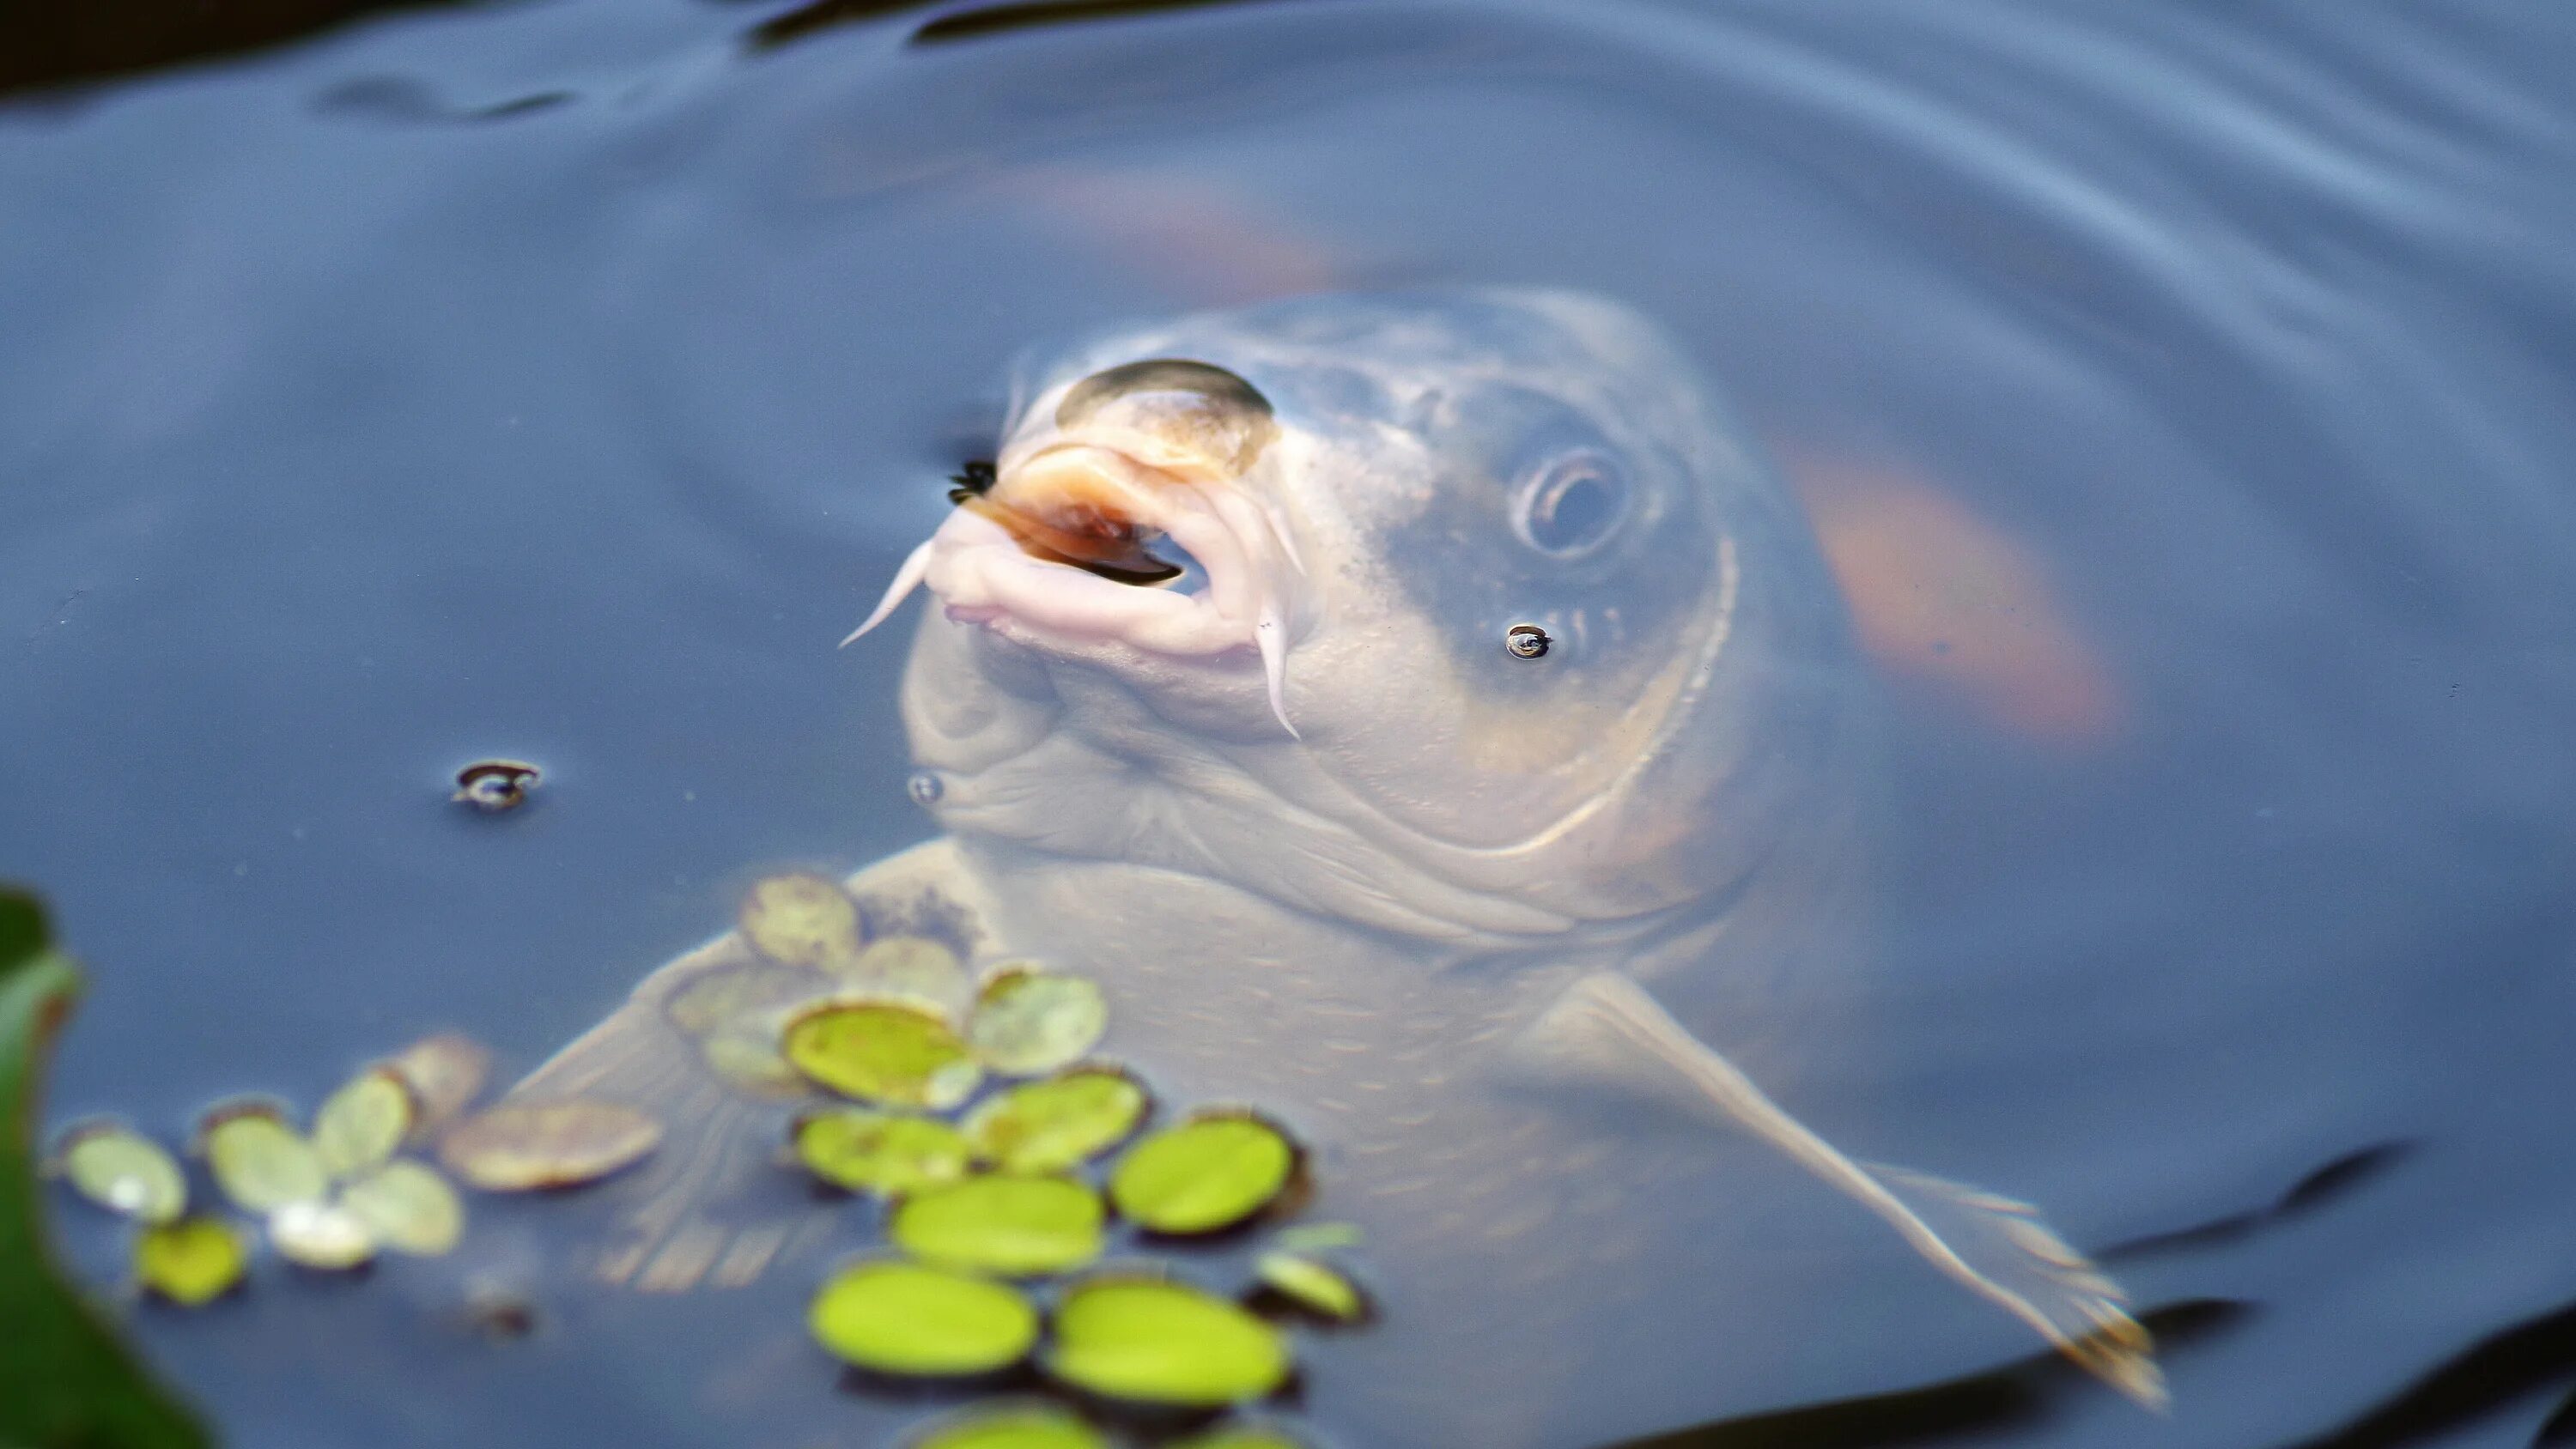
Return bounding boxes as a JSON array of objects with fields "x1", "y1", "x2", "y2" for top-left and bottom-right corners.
[{"x1": 1518, "y1": 972, "x2": 2164, "y2": 1408}]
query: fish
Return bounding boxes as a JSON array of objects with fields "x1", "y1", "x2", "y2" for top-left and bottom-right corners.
[{"x1": 503, "y1": 288, "x2": 2158, "y2": 1443}]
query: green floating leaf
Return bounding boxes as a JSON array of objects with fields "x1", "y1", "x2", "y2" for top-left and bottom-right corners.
[
  {"x1": 968, "y1": 968, "x2": 1107, "y2": 1076},
  {"x1": 313, "y1": 1067, "x2": 413, "y2": 1180},
  {"x1": 1109, "y1": 1113, "x2": 1296, "y2": 1235},
  {"x1": 201, "y1": 1104, "x2": 328, "y2": 1214},
  {"x1": 808, "y1": 1259, "x2": 1036, "y2": 1377},
  {"x1": 1045, "y1": 1276, "x2": 1290, "y2": 1407},
  {"x1": 1, "y1": 888, "x2": 213, "y2": 1446},
  {"x1": 963, "y1": 1069, "x2": 1147, "y2": 1175},
  {"x1": 132, "y1": 1218, "x2": 247, "y2": 1307},
  {"x1": 438, "y1": 1099, "x2": 661, "y2": 1191},
  {"x1": 793, "y1": 1110, "x2": 969, "y2": 1197},
  {"x1": 891, "y1": 1174, "x2": 1104, "y2": 1277},
  {"x1": 56, "y1": 1122, "x2": 187, "y2": 1224},
  {"x1": 740, "y1": 873, "x2": 864, "y2": 971},
  {"x1": 341, "y1": 1160, "x2": 465, "y2": 1256},
  {"x1": 1269, "y1": 1222, "x2": 1362, "y2": 1252},
  {"x1": 908, "y1": 1404, "x2": 1110, "y2": 1449},
  {"x1": 783, "y1": 1001, "x2": 981, "y2": 1110},
  {"x1": 267, "y1": 1198, "x2": 377, "y2": 1270},
  {"x1": 1254, "y1": 1252, "x2": 1366, "y2": 1324},
  {"x1": 840, "y1": 936, "x2": 972, "y2": 1019},
  {"x1": 1170, "y1": 1426, "x2": 1308, "y2": 1449}
]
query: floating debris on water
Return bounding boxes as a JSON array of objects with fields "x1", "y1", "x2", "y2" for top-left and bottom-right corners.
[
  {"x1": 739, "y1": 872, "x2": 865, "y2": 970},
  {"x1": 793, "y1": 1109, "x2": 971, "y2": 1198},
  {"x1": 312, "y1": 1067, "x2": 413, "y2": 1179},
  {"x1": 200, "y1": 1102, "x2": 329, "y2": 1214},
  {"x1": 1109, "y1": 1113, "x2": 1297, "y2": 1236},
  {"x1": 133, "y1": 1217, "x2": 248, "y2": 1307},
  {"x1": 53, "y1": 1121, "x2": 186, "y2": 1223},
  {"x1": 808, "y1": 1258, "x2": 1038, "y2": 1377},
  {"x1": 963, "y1": 1068, "x2": 1147, "y2": 1175},
  {"x1": 784, "y1": 999, "x2": 981, "y2": 1110},
  {"x1": 341, "y1": 1160, "x2": 465, "y2": 1256},
  {"x1": 438, "y1": 1099, "x2": 661, "y2": 1191},
  {"x1": 1253, "y1": 1250, "x2": 1367, "y2": 1325},
  {"x1": 890, "y1": 1174, "x2": 1105, "y2": 1277},
  {"x1": 1045, "y1": 1276, "x2": 1291, "y2": 1406},
  {"x1": 453, "y1": 760, "x2": 541, "y2": 812},
  {"x1": 967, "y1": 967, "x2": 1107, "y2": 1076},
  {"x1": 268, "y1": 1197, "x2": 378, "y2": 1270},
  {"x1": 386, "y1": 1033, "x2": 491, "y2": 1136},
  {"x1": 908, "y1": 1404, "x2": 1109, "y2": 1449}
]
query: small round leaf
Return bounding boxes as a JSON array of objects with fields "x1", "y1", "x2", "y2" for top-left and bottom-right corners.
[
  {"x1": 741, "y1": 873, "x2": 864, "y2": 970},
  {"x1": 202, "y1": 1105, "x2": 328, "y2": 1214},
  {"x1": 439, "y1": 1099, "x2": 661, "y2": 1191},
  {"x1": 341, "y1": 1160, "x2": 466, "y2": 1255},
  {"x1": 1109, "y1": 1114, "x2": 1296, "y2": 1235},
  {"x1": 57, "y1": 1123, "x2": 186, "y2": 1223},
  {"x1": 135, "y1": 1217, "x2": 247, "y2": 1306},
  {"x1": 909, "y1": 1405, "x2": 1111, "y2": 1449},
  {"x1": 890, "y1": 1174, "x2": 1104, "y2": 1277},
  {"x1": 1254, "y1": 1251, "x2": 1366, "y2": 1324},
  {"x1": 784, "y1": 1001, "x2": 981, "y2": 1110},
  {"x1": 969, "y1": 969, "x2": 1108, "y2": 1076},
  {"x1": 793, "y1": 1110, "x2": 970, "y2": 1197},
  {"x1": 1046, "y1": 1276, "x2": 1291, "y2": 1406},
  {"x1": 808, "y1": 1259, "x2": 1036, "y2": 1377},
  {"x1": 313, "y1": 1068, "x2": 414, "y2": 1179},
  {"x1": 268, "y1": 1197, "x2": 379, "y2": 1270},
  {"x1": 963, "y1": 1069, "x2": 1147, "y2": 1175},
  {"x1": 840, "y1": 936, "x2": 972, "y2": 1018}
]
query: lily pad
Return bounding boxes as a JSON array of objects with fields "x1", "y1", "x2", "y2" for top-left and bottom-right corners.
[
  {"x1": 200, "y1": 1104, "x2": 328, "y2": 1214},
  {"x1": 1254, "y1": 1252, "x2": 1367, "y2": 1324},
  {"x1": 56, "y1": 1122, "x2": 186, "y2": 1224},
  {"x1": 783, "y1": 1001, "x2": 981, "y2": 1110},
  {"x1": 841, "y1": 936, "x2": 972, "y2": 1018},
  {"x1": 808, "y1": 1259, "x2": 1036, "y2": 1377},
  {"x1": 312, "y1": 1067, "x2": 413, "y2": 1179},
  {"x1": 438, "y1": 1099, "x2": 661, "y2": 1191},
  {"x1": 890, "y1": 1174, "x2": 1104, "y2": 1277},
  {"x1": 1109, "y1": 1113, "x2": 1297, "y2": 1235},
  {"x1": 793, "y1": 1110, "x2": 970, "y2": 1197},
  {"x1": 968, "y1": 969, "x2": 1108, "y2": 1076},
  {"x1": 963, "y1": 1069, "x2": 1147, "y2": 1175},
  {"x1": 741, "y1": 873, "x2": 864, "y2": 971},
  {"x1": 267, "y1": 1198, "x2": 377, "y2": 1270},
  {"x1": 341, "y1": 1160, "x2": 465, "y2": 1256},
  {"x1": 1045, "y1": 1276, "x2": 1291, "y2": 1406},
  {"x1": 133, "y1": 1217, "x2": 248, "y2": 1307},
  {"x1": 386, "y1": 1033, "x2": 490, "y2": 1137},
  {"x1": 909, "y1": 1405, "x2": 1110, "y2": 1449}
]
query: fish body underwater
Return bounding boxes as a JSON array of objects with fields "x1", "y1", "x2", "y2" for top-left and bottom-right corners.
[{"x1": 511, "y1": 289, "x2": 2154, "y2": 1445}]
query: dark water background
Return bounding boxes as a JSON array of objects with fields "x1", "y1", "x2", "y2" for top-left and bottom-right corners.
[{"x1": 6, "y1": 1, "x2": 2576, "y2": 1446}]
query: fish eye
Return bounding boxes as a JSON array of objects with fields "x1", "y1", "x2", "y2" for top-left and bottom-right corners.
[{"x1": 1512, "y1": 450, "x2": 1631, "y2": 558}]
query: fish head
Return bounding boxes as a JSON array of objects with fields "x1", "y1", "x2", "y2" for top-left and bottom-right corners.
[{"x1": 867, "y1": 290, "x2": 1862, "y2": 942}]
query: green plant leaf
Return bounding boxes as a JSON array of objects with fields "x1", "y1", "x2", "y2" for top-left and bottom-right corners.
[
  {"x1": 890, "y1": 1174, "x2": 1104, "y2": 1277},
  {"x1": 807, "y1": 1258, "x2": 1036, "y2": 1377},
  {"x1": 1108, "y1": 1113, "x2": 1297, "y2": 1235},
  {"x1": 1253, "y1": 1251, "x2": 1367, "y2": 1324},
  {"x1": 793, "y1": 1109, "x2": 970, "y2": 1197},
  {"x1": 962, "y1": 1069, "x2": 1146, "y2": 1175},
  {"x1": 1044, "y1": 1276, "x2": 1290, "y2": 1406},
  {"x1": 967, "y1": 968, "x2": 1107, "y2": 1076},
  {"x1": 783, "y1": 1001, "x2": 981, "y2": 1110},
  {"x1": 907, "y1": 1404, "x2": 1110, "y2": 1449},
  {"x1": 0, "y1": 886, "x2": 212, "y2": 1448}
]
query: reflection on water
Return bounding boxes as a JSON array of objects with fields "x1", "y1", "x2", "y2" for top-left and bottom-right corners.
[{"x1": 6, "y1": 2, "x2": 2576, "y2": 1446}]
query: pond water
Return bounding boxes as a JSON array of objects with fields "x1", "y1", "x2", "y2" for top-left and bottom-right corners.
[{"x1": 7, "y1": 3, "x2": 2576, "y2": 1446}]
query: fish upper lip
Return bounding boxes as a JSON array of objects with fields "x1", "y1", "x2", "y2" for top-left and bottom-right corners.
[{"x1": 843, "y1": 435, "x2": 1309, "y2": 733}]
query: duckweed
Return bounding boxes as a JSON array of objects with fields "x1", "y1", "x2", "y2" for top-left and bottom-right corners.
[
  {"x1": 133, "y1": 1217, "x2": 248, "y2": 1307},
  {"x1": 968, "y1": 969, "x2": 1107, "y2": 1076},
  {"x1": 341, "y1": 1160, "x2": 465, "y2": 1256},
  {"x1": 1045, "y1": 1276, "x2": 1291, "y2": 1406},
  {"x1": 201, "y1": 1105, "x2": 328, "y2": 1214},
  {"x1": 793, "y1": 1110, "x2": 971, "y2": 1197},
  {"x1": 1254, "y1": 1251, "x2": 1366, "y2": 1325},
  {"x1": 1109, "y1": 1113, "x2": 1296, "y2": 1235},
  {"x1": 438, "y1": 1099, "x2": 661, "y2": 1191},
  {"x1": 741, "y1": 873, "x2": 864, "y2": 970},
  {"x1": 890, "y1": 1174, "x2": 1105, "y2": 1277},
  {"x1": 312, "y1": 1067, "x2": 412, "y2": 1179},
  {"x1": 808, "y1": 1259, "x2": 1036, "y2": 1376},
  {"x1": 784, "y1": 1000, "x2": 981, "y2": 1110},
  {"x1": 908, "y1": 1404, "x2": 1109, "y2": 1449},
  {"x1": 962, "y1": 1068, "x2": 1147, "y2": 1175},
  {"x1": 56, "y1": 1122, "x2": 186, "y2": 1224}
]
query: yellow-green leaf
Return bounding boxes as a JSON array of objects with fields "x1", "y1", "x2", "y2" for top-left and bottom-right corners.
[
  {"x1": 312, "y1": 1067, "x2": 413, "y2": 1179},
  {"x1": 740, "y1": 873, "x2": 864, "y2": 970},
  {"x1": 909, "y1": 1404, "x2": 1110, "y2": 1449},
  {"x1": 808, "y1": 1259, "x2": 1036, "y2": 1377},
  {"x1": 201, "y1": 1105, "x2": 327, "y2": 1214},
  {"x1": 968, "y1": 969, "x2": 1107, "y2": 1076},
  {"x1": 839, "y1": 936, "x2": 972, "y2": 1019},
  {"x1": 1254, "y1": 1251, "x2": 1366, "y2": 1324},
  {"x1": 1109, "y1": 1113, "x2": 1296, "y2": 1235},
  {"x1": 56, "y1": 1122, "x2": 186, "y2": 1224},
  {"x1": 341, "y1": 1160, "x2": 465, "y2": 1255},
  {"x1": 793, "y1": 1110, "x2": 970, "y2": 1197},
  {"x1": 438, "y1": 1099, "x2": 661, "y2": 1191},
  {"x1": 783, "y1": 1001, "x2": 981, "y2": 1110},
  {"x1": 133, "y1": 1217, "x2": 247, "y2": 1307},
  {"x1": 1045, "y1": 1276, "x2": 1290, "y2": 1406},
  {"x1": 890, "y1": 1174, "x2": 1103, "y2": 1277},
  {"x1": 1170, "y1": 1426, "x2": 1308, "y2": 1449},
  {"x1": 963, "y1": 1069, "x2": 1146, "y2": 1175},
  {"x1": 267, "y1": 1197, "x2": 377, "y2": 1270}
]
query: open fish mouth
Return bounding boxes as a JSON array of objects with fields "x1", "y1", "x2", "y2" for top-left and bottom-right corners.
[{"x1": 841, "y1": 436, "x2": 1309, "y2": 737}]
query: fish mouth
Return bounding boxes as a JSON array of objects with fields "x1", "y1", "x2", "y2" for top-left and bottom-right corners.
[{"x1": 842, "y1": 440, "x2": 1309, "y2": 736}]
